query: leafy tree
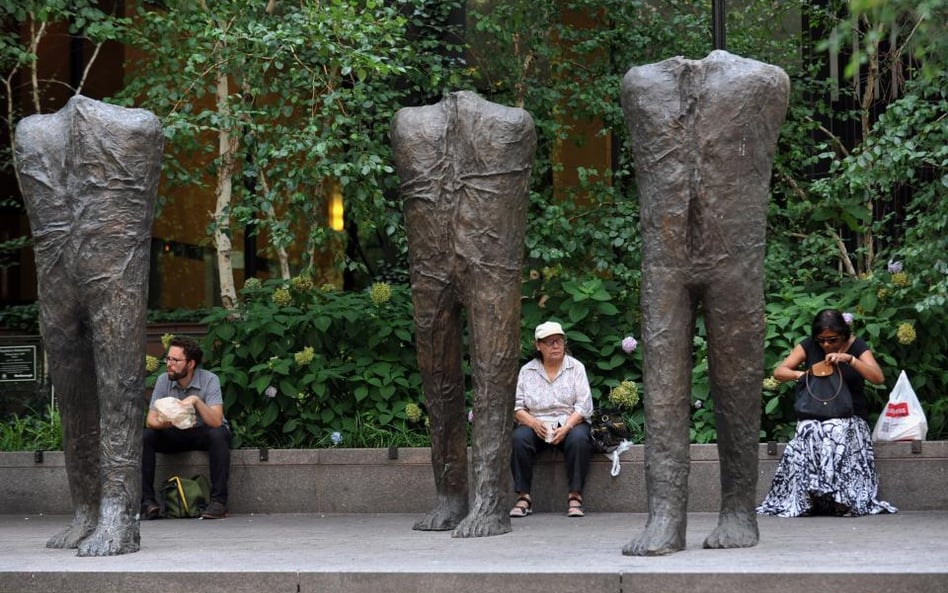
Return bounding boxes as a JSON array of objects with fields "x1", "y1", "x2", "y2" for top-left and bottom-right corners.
[
  {"x1": 1, "y1": 1, "x2": 127, "y2": 291},
  {"x1": 3, "y1": 1, "x2": 945, "y2": 442},
  {"x1": 468, "y1": 1, "x2": 947, "y2": 439},
  {"x1": 117, "y1": 0, "x2": 465, "y2": 307}
]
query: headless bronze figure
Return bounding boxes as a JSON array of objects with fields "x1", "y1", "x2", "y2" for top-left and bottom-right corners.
[
  {"x1": 620, "y1": 51, "x2": 789, "y2": 555},
  {"x1": 391, "y1": 91, "x2": 536, "y2": 537},
  {"x1": 16, "y1": 96, "x2": 162, "y2": 556}
]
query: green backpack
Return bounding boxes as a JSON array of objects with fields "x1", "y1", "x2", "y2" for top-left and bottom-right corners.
[{"x1": 160, "y1": 474, "x2": 211, "y2": 518}]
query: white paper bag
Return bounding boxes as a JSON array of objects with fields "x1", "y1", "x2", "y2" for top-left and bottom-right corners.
[
  {"x1": 872, "y1": 370, "x2": 927, "y2": 442},
  {"x1": 154, "y1": 397, "x2": 197, "y2": 430}
]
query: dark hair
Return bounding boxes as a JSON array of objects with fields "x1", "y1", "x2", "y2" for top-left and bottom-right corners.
[
  {"x1": 810, "y1": 309, "x2": 851, "y2": 341},
  {"x1": 169, "y1": 336, "x2": 203, "y2": 367}
]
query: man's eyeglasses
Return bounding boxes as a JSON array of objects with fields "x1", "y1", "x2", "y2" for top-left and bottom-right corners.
[
  {"x1": 815, "y1": 336, "x2": 842, "y2": 345},
  {"x1": 164, "y1": 356, "x2": 186, "y2": 364}
]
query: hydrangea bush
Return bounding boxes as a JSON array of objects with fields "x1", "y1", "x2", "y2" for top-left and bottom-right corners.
[
  {"x1": 164, "y1": 258, "x2": 945, "y2": 449},
  {"x1": 194, "y1": 272, "x2": 649, "y2": 448},
  {"x1": 200, "y1": 278, "x2": 426, "y2": 448}
]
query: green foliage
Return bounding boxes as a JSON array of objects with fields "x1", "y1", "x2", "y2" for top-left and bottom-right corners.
[
  {"x1": 115, "y1": 0, "x2": 466, "y2": 283},
  {"x1": 0, "y1": 302, "x2": 39, "y2": 333},
  {"x1": 200, "y1": 278, "x2": 426, "y2": 448},
  {"x1": 147, "y1": 308, "x2": 213, "y2": 324},
  {"x1": 198, "y1": 271, "x2": 649, "y2": 448},
  {"x1": 0, "y1": 202, "x2": 29, "y2": 274},
  {"x1": 2, "y1": 2, "x2": 945, "y2": 448},
  {"x1": 834, "y1": 0, "x2": 947, "y2": 83},
  {"x1": 0, "y1": 405, "x2": 61, "y2": 451},
  {"x1": 520, "y1": 271, "x2": 641, "y2": 401},
  {"x1": 756, "y1": 2, "x2": 947, "y2": 440}
]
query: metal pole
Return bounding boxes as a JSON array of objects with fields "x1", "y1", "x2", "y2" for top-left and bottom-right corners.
[{"x1": 712, "y1": 0, "x2": 726, "y2": 51}]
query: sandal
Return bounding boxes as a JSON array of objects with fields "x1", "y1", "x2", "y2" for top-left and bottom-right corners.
[
  {"x1": 567, "y1": 495, "x2": 584, "y2": 518},
  {"x1": 509, "y1": 495, "x2": 532, "y2": 517}
]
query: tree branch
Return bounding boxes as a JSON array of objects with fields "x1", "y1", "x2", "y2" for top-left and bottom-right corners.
[
  {"x1": 825, "y1": 223, "x2": 857, "y2": 277},
  {"x1": 27, "y1": 16, "x2": 49, "y2": 113},
  {"x1": 75, "y1": 41, "x2": 105, "y2": 96}
]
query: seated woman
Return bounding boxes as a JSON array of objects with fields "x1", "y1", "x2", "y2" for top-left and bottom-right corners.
[
  {"x1": 510, "y1": 321, "x2": 593, "y2": 518},
  {"x1": 758, "y1": 309, "x2": 897, "y2": 517}
]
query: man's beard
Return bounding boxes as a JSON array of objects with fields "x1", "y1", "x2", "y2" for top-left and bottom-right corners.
[{"x1": 167, "y1": 369, "x2": 187, "y2": 382}]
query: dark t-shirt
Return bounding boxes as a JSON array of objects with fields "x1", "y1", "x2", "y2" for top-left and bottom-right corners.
[{"x1": 800, "y1": 336, "x2": 871, "y2": 420}]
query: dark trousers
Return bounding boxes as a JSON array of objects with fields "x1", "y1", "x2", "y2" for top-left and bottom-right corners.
[
  {"x1": 511, "y1": 422, "x2": 592, "y2": 494},
  {"x1": 142, "y1": 425, "x2": 231, "y2": 505}
]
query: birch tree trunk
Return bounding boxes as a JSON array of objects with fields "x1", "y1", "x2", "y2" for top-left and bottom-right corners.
[{"x1": 213, "y1": 73, "x2": 238, "y2": 309}]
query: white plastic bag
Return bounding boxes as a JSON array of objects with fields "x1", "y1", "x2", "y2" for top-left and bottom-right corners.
[
  {"x1": 605, "y1": 439, "x2": 633, "y2": 477},
  {"x1": 872, "y1": 370, "x2": 927, "y2": 442},
  {"x1": 154, "y1": 397, "x2": 197, "y2": 429}
]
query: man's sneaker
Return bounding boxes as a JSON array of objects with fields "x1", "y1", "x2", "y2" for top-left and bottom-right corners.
[
  {"x1": 201, "y1": 501, "x2": 227, "y2": 519},
  {"x1": 141, "y1": 500, "x2": 160, "y2": 520}
]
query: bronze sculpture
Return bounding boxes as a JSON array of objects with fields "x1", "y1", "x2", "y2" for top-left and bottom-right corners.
[
  {"x1": 15, "y1": 96, "x2": 163, "y2": 556},
  {"x1": 620, "y1": 51, "x2": 789, "y2": 555},
  {"x1": 391, "y1": 91, "x2": 536, "y2": 537}
]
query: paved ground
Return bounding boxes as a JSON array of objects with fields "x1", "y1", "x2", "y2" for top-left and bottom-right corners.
[{"x1": 0, "y1": 511, "x2": 946, "y2": 593}]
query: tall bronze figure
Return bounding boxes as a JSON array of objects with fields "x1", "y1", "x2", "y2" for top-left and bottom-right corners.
[
  {"x1": 620, "y1": 51, "x2": 789, "y2": 555},
  {"x1": 15, "y1": 96, "x2": 163, "y2": 556},
  {"x1": 391, "y1": 91, "x2": 536, "y2": 537}
]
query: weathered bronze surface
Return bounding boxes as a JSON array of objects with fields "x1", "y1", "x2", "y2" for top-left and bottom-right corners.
[
  {"x1": 16, "y1": 96, "x2": 163, "y2": 556},
  {"x1": 391, "y1": 91, "x2": 536, "y2": 538},
  {"x1": 620, "y1": 51, "x2": 789, "y2": 555}
]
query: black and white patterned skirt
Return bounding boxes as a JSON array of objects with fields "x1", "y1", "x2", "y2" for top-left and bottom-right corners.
[{"x1": 757, "y1": 417, "x2": 898, "y2": 517}]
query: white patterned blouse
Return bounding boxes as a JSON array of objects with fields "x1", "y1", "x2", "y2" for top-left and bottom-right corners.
[{"x1": 514, "y1": 354, "x2": 593, "y2": 425}]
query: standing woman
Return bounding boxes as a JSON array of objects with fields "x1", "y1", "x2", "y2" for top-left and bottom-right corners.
[
  {"x1": 758, "y1": 309, "x2": 897, "y2": 517},
  {"x1": 509, "y1": 321, "x2": 593, "y2": 518}
]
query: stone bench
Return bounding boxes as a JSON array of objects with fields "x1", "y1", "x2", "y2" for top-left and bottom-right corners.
[{"x1": 2, "y1": 441, "x2": 945, "y2": 515}]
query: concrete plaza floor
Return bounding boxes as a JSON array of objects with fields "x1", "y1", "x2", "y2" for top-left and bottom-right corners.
[{"x1": 0, "y1": 510, "x2": 946, "y2": 593}]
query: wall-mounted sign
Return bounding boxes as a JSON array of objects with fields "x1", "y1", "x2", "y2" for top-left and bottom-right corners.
[{"x1": 0, "y1": 345, "x2": 38, "y2": 382}]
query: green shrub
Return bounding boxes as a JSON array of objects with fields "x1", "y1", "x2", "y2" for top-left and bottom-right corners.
[
  {"x1": 0, "y1": 405, "x2": 62, "y2": 451},
  {"x1": 7, "y1": 269, "x2": 942, "y2": 451},
  {"x1": 0, "y1": 303, "x2": 39, "y2": 334},
  {"x1": 201, "y1": 278, "x2": 425, "y2": 449},
  {"x1": 198, "y1": 270, "x2": 649, "y2": 449}
]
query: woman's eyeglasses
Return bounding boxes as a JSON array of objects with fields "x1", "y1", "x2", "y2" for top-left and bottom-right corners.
[
  {"x1": 815, "y1": 336, "x2": 841, "y2": 345},
  {"x1": 539, "y1": 337, "x2": 565, "y2": 347}
]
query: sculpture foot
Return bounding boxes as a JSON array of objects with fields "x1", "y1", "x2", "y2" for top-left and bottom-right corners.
[
  {"x1": 412, "y1": 501, "x2": 467, "y2": 532},
  {"x1": 451, "y1": 512, "x2": 511, "y2": 538},
  {"x1": 622, "y1": 515, "x2": 686, "y2": 556},
  {"x1": 703, "y1": 510, "x2": 759, "y2": 549},
  {"x1": 76, "y1": 523, "x2": 141, "y2": 557},
  {"x1": 46, "y1": 511, "x2": 97, "y2": 549}
]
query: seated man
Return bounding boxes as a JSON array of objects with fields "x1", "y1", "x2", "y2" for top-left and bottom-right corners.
[{"x1": 141, "y1": 336, "x2": 231, "y2": 519}]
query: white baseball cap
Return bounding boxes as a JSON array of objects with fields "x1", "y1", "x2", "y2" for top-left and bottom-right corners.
[{"x1": 534, "y1": 321, "x2": 565, "y2": 341}]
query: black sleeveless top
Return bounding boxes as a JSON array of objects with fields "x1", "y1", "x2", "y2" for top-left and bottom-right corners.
[{"x1": 800, "y1": 336, "x2": 871, "y2": 420}]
